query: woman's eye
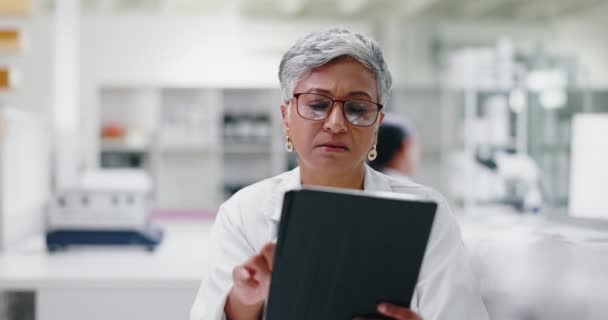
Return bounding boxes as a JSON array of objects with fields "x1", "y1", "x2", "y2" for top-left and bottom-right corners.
[
  {"x1": 308, "y1": 102, "x2": 330, "y2": 110},
  {"x1": 347, "y1": 104, "x2": 369, "y2": 114}
]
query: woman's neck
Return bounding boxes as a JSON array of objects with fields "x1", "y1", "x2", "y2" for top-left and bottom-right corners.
[{"x1": 299, "y1": 164, "x2": 366, "y2": 190}]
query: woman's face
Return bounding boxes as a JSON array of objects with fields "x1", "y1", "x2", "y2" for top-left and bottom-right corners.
[{"x1": 281, "y1": 58, "x2": 384, "y2": 175}]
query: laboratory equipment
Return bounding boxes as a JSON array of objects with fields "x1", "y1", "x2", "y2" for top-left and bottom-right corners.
[
  {"x1": 46, "y1": 169, "x2": 163, "y2": 251},
  {"x1": 441, "y1": 39, "x2": 579, "y2": 213},
  {"x1": 475, "y1": 147, "x2": 544, "y2": 212}
]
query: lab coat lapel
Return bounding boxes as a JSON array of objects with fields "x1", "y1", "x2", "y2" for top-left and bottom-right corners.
[
  {"x1": 363, "y1": 164, "x2": 393, "y2": 193},
  {"x1": 268, "y1": 167, "x2": 301, "y2": 223}
]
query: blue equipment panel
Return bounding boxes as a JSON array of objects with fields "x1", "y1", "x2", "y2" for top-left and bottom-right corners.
[{"x1": 46, "y1": 225, "x2": 164, "y2": 252}]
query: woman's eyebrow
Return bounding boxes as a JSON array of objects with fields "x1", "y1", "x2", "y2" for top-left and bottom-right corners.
[
  {"x1": 347, "y1": 91, "x2": 374, "y2": 99},
  {"x1": 305, "y1": 88, "x2": 373, "y2": 99},
  {"x1": 305, "y1": 88, "x2": 332, "y2": 95}
]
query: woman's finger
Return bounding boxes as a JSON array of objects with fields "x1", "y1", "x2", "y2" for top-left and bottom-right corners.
[
  {"x1": 243, "y1": 252, "x2": 272, "y2": 284},
  {"x1": 377, "y1": 303, "x2": 422, "y2": 320}
]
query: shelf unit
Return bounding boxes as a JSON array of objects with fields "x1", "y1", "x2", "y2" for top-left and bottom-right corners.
[
  {"x1": 97, "y1": 86, "x2": 287, "y2": 210},
  {"x1": 98, "y1": 87, "x2": 159, "y2": 173},
  {"x1": 0, "y1": 7, "x2": 26, "y2": 92},
  {"x1": 220, "y1": 88, "x2": 285, "y2": 200},
  {"x1": 0, "y1": 0, "x2": 30, "y2": 16}
]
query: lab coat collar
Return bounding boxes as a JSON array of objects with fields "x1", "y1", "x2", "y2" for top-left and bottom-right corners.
[
  {"x1": 380, "y1": 169, "x2": 416, "y2": 185},
  {"x1": 268, "y1": 165, "x2": 393, "y2": 222}
]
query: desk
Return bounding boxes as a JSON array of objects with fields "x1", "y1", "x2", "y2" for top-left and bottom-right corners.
[
  {"x1": 0, "y1": 220, "x2": 213, "y2": 320},
  {"x1": 2, "y1": 209, "x2": 608, "y2": 320},
  {"x1": 460, "y1": 207, "x2": 608, "y2": 320}
]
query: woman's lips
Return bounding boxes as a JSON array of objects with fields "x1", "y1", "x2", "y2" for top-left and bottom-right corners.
[{"x1": 318, "y1": 144, "x2": 349, "y2": 152}]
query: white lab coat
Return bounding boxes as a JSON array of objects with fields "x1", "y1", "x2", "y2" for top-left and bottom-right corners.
[
  {"x1": 190, "y1": 165, "x2": 489, "y2": 320},
  {"x1": 380, "y1": 168, "x2": 416, "y2": 185}
]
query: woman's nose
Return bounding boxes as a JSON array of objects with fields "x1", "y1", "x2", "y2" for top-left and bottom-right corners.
[{"x1": 323, "y1": 103, "x2": 348, "y2": 133}]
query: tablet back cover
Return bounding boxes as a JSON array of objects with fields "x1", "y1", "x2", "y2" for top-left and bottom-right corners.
[{"x1": 266, "y1": 188, "x2": 437, "y2": 320}]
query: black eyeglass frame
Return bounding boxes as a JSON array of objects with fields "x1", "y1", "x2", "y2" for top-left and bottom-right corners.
[{"x1": 292, "y1": 92, "x2": 384, "y2": 127}]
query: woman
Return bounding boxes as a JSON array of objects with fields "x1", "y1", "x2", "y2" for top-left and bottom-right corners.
[
  {"x1": 369, "y1": 115, "x2": 419, "y2": 181},
  {"x1": 191, "y1": 28, "x2": 488, "y2": 320}
]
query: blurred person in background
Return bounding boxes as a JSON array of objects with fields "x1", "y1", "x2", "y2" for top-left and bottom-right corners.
[
  {"x1": 191, "y1": 27, "x2": 488, "y2": 320},
  {"x1": 369, "y1": 115, "x2": 419, "y2": 181}
]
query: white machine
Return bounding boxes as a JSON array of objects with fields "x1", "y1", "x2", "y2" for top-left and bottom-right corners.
[
  {"x1": 448, "y1": 147, "x2": 544, "y2": 213},
  {"x1": 46, "y1": 169, "x2": 163, "y2": 251}
]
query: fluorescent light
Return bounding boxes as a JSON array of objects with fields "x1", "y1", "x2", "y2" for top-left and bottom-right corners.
[
  {"x1": 539, "y1": 89, "x2": 567, "y2": 109},
  {"x1": 526, "y1": 69, "x2": 567, "y2": 92}
]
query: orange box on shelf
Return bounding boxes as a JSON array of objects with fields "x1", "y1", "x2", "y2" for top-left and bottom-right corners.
[
  {"x1": 0, "y1": 0, "x2": 30, "y2": 16},
  {"x1": 0, "y1": 68, "x2": 10, "y2": 89},
  {"x1": 0, "y1": 30, "x2": 20, "y2": 52}
]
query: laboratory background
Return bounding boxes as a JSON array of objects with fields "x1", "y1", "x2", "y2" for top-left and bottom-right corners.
[{"x1": 0, "y1": 0, "x2": 607, "y2": 319}]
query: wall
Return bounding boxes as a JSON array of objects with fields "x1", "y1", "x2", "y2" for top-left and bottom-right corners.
[
  {"x1": 0, "y1": 11, "x2": 52, "y2": 250},
  {"x1": 78, "y1": 14, "x2": 372, "y2": 169},
  {"x1": 553, "y1": 20, "x2": 608, "y2": 90},
  {"x1": 6, "y1": 10, "x2": 608, "y2": 204},
  {"x1": 0, "y1": 15, "x2": 53, "y2": 113},
  {"x1": 553, "y1": 1, "x2": 608, "y2": 90},
  {"x1": 0, "y1": 109, "x2": 50, "y2": 250}
]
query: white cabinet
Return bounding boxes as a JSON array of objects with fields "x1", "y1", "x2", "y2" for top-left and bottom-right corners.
[
  {"x1": 98, "y1": 87, "x2": 287, "y2": 210},
  {"x1": 221, "y1": 89, "x2": 285, "y2": 199},
  {"x1": 156, "y1": 89, "x2": 222, "y2": 209}
]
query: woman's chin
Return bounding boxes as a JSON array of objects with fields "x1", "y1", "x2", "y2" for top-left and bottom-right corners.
[{"x1": 304, "y1": 156, "x2": 363, "y2": 172}]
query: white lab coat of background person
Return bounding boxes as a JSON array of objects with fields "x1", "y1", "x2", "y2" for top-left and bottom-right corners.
[{"x1": 190, "y1": 165, "x2": 489, "y2": 320}]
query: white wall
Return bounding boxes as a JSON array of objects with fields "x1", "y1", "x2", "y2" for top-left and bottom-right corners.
[
  {"x1": 7, "y1": 11, "x2": 608, "y2": 203},
  {"x1": 555, "y1": 0, "x2": 608, "y2": 65},
  {"x1": 0, "y1": 12, "x2": 53, "y2": 249},
  {"x1": 553, "y1": 20, "x2": 608, "y2": 89},
  {"x1": 75, "y1": 12, "x2": 608, "y2": 167},
  {"x1": 372, "y1": 19, "x2": 557, "y2": 89},
  {"x1": 0, "y1": 109, "x2": 50, "y2": 250},
  {"x1": 0, "y1": 16, "x2": 53, "y2": 113},
  {"x1": 78, "y1": 14, "x2": 372, "y2": 169}
]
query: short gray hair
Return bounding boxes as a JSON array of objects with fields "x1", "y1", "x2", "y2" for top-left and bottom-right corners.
[{"x1": 278, "y1": 27, "x2": 393, "y2": 106}]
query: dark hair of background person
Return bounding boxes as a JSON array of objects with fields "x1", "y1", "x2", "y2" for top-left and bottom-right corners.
[{"x1": 369, "y1": 122, "x2": 410, "y2": 171}]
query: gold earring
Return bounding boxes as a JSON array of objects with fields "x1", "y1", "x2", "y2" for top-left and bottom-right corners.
[
  {"x1": 285, "y1": 136, "x2": 294, "y2": 152},
  {"x1": 367, "y1": 144, "x2": 377, "y2": 161}
]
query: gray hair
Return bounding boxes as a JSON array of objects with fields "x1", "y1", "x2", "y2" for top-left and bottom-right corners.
[{"x1": 278, "y1": 27, "x2": 393, "y2": 106}]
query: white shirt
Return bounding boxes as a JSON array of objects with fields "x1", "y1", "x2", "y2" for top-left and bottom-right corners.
[{"x1": 190, "y1": 166, "x2": 489, "y2": 320}]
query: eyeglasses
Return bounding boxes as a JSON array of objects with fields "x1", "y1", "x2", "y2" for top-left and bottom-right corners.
[{"x1": 292, "y1": 93, "x2": 383, "y2": 127}]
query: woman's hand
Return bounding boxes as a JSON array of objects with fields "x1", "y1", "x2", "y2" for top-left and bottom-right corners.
[
  {"x1": 225, "y1": 242, "x2": 276, "y2": 320},
  {"x1": 353, "y1": 303, "x2": 422, "y2": 320},
  {"x1": 225, "y1": 243, "x2": 420, "y2": 320}
]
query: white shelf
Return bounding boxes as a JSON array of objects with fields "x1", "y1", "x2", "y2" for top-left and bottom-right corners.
[
  {"x1": 160, "y1": 145, "x2": 218, "y2": 153},
  {"x1": 223, "y1": 143, "x2": 272, "y2": 155},
  {"x1": 101, "y1": 140, "x2": 149, "y2": 153}
]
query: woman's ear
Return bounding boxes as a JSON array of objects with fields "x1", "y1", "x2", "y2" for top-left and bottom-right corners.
[
  {"x1": 281, "y1": 103, "x2": 290, "y2": 135},
  {"x1": 372, "y1": 112, "x2": 385, "y2": 144},
  {"x1": 378, "y1": 111, "x2": 385, "y2": 125}
]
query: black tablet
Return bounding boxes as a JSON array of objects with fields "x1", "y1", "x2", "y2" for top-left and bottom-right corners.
[{"x1": 266, "y1": 187, "x2": 437, "y2": 320}]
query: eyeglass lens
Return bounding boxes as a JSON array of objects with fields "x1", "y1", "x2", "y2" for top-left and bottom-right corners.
[{"x1": 296, "y1": 93, "x2": 380, "y2": 126}]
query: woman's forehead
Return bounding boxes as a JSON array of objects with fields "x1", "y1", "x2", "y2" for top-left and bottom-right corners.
[{"x1": 294, "y1": 60, "x2": 378, "y2": 99}]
